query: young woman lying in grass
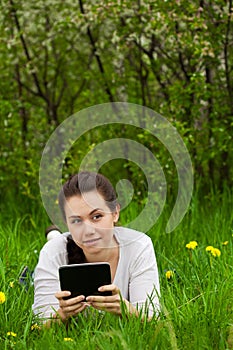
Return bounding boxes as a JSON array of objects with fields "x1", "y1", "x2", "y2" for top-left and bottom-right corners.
[{"x1": 32, "y1": 171, "x2": 160, "y2": 325}]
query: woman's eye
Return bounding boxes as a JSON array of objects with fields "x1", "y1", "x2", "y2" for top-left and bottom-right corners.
[
  {"x1": 72, "y1": 218, "x2": 81, "y2": 224},
  {"x1": 92, "y1": 214, "x2": 103, "y2": 221}
]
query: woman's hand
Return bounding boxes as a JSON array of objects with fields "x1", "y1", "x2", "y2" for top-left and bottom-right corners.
[
  {"x1": 86, "y1": 284, "x2": 138, "y2": 316},
  {"x1": 54, "y1": 291, "x2": 88, "y2": 321}
]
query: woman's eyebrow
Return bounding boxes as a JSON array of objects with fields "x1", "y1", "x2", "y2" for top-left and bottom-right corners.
[
  {"x1": 68, "y1": 208, "x2": 103, "y2": 219},
  {"x1": 89, "y1": 208, "x2": 103, "y2": 215}
]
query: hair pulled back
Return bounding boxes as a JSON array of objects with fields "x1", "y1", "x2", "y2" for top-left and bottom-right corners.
[{"x1": 58, "y1": 171, "x2": 117, "y2": 264}]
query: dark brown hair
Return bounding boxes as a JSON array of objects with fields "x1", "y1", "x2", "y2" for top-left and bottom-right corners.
[{"x1": 58, "y1": 171, "x2": 117, "y2": 264}]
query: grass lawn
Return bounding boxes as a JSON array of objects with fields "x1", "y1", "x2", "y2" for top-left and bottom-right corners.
[{"x1": 0, "y1": 188, "x2": 232, "y2": 349}]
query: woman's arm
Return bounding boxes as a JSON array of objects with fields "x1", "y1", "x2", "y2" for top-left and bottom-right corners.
[
  {"x1": 86, "y1": 239, "x2": 160, "y2": 319},
  {"x1": 128, "y1": 238, "x2": 160, "y2": 317},
  {"x1": 33, "y1": 236, "x2": 68, "y2": 321}
]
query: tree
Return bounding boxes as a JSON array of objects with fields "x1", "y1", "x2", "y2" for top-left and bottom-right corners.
[{"x1": 0, "y1": 0, "x2": 232, "y2": 200}]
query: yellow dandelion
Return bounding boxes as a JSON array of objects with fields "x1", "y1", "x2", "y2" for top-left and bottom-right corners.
[
  {"x1": 9, "y1": 282, "x2": 14, "y2": 288},
  {"x1": 7, "y1": 331, "x2": 17, "y2": 337},
  {"x1": 222, "y1": 241, "x2": 229, "y2": 246},
  {"x1": 165, "y1": 270, "x2": 174, "y2": 279},
  {"x1": 0, "y1": 291, "x2": 6, "y2": 304},
  {"x1": 210, "y1": 248, "x2": 221, "y2": 257},
  {"x1": 64, "y1": 337, "x2": 74, "y2": 342},
  {"x1": 206, "y1": 246, "x2": 221, "y2": 257},
  {"x1": 186, "y1": 241, "x2": 198, "y2": 250},
  {"x1": 31, "y1": 323, "x2": 41, "y2": 331},
  {"x1": 206, "y1": 246, "x2": 214, "y2": 252}
]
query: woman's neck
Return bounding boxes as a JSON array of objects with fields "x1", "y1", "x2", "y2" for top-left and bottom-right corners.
[
  {"x1": 85, "y1": 238, "x2": 119, "y2": 281},
  {"x1": 85, "y1": 244, "x2": 119, "y2": 264}
]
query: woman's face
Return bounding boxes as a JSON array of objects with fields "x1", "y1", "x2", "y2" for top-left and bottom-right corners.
[{"x1": 64, "y1": 190, "x2": 120, "y2": 256}]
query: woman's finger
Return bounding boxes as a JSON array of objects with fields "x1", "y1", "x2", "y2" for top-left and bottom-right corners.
[
  {"x1": 63, "y1": 301, "x2": 87, "y2": 315},
  {"x1": 86, "y1": 293, "x2": 120, "y2": 304},
  {"x1": 98, "y1": 284, "x2": 120, "y2": 295},
  {"x1": 55, "y1": 291, "x2": 71, "y2": 300},
  {"x1": 54, "y1": 291, "x2": 87, "y2": 320},
  {"x1": 55, "y1": 292, "x2": 85, "y2": 306},
  {"x1": 90, "y1": 300, "x2": 122, "y2": 315},
  {"x1": 55, "y1": 302, "x2": 87, "y2": 321}
]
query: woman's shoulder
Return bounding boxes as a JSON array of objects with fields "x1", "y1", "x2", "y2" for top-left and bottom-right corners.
[{"x1": 39, "y1": 232, "x2": 70, "y2": 255}]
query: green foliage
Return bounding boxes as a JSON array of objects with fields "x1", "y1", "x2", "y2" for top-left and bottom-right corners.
[
  {"x1": 0, "y1": 189, "x2": 232, "y2": 349},
  {"x1": 0, "y1": 0, "x2": 232, "y2": 199}
]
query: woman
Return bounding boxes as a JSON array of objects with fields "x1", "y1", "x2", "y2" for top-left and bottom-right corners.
[{"x1": 33, "y1": 171, "x2": 160, "y2": 323}]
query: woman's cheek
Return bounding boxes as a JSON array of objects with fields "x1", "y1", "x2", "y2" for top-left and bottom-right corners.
[{"x1": 68, "y1": 226, "x2": 82, "y2": 243}]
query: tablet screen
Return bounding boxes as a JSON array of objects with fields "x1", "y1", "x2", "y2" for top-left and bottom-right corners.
[{"x1": 59, "y1": 262, "x2": 112, "y2": 299}]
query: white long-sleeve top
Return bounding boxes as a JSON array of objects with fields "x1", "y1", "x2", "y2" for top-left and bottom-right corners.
[{"x1": 32, "y1": 226, "x2": 160, "y2": 319}]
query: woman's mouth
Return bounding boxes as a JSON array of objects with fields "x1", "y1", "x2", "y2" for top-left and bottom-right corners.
[{"x1": 82, "y1": 238, "x2": 101, "y2": 246}]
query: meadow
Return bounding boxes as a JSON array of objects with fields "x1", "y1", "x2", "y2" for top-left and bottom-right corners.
[{"x1": 0, "y1": 188, "x2": 232, "y2": 350}]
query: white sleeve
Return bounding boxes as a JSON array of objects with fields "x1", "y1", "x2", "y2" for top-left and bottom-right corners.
[
  {"x1": 129, "y1": 239, "x2": 160, "y2": 317},
  {"x1": 32, "y1": 239, "x2": 67, "y2": 320}
]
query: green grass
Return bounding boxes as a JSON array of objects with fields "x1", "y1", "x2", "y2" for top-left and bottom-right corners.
[{"x1": 0, "y1": 189, "x2": 233, "y2": 349}]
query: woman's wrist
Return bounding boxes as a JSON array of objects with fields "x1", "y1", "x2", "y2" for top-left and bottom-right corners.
[
  {"x1": 51, "y1": 308, "x2": 69, "y2": 323},
  {"x1": 122, "y1": 299, "x2": 139, "y2": 317},
  {"x1": 59, "y1": 308, "x2": 70, "y2": 321}
]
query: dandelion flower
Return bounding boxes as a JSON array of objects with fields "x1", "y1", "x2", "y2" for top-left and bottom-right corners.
[
  {"x1": 206, "y1": 246, "x2": 214, "y2": 252},
  {"x1": 64, "y1": 337, "x2": 74, "y2": 342},
  {"x1": 7, "y1": 332, "x2": 17, "y2": 337},
  {"x1": 31, "y1": 323, "x2": 41, "y2": 331},
  {"x1": 186, "y1": 241, "x2": 198, "y2": 250},
  {"x1": 165, "y1": 270, "x2": 174, "y2": 279},
  {"x1": 0, "y1": 291, "x2": 6, "y2": 304},
  {"x1": 222, "y1": 241, "x2": 228, "y2": 246},
  {"x1": 206, "y1": 246, "x2": 221, "y2": 257},
  {"x1": 210, "y1": 248, "x2": 221, "y2": 257}
]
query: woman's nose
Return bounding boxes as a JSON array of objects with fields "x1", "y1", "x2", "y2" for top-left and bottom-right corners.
[{"x1": 83, "y1": 221, "x2": 96, "y2": 235}]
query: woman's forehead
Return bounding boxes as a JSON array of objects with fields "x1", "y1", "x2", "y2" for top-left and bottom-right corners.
[{"x1": 65, "y1": 191, "x2": 108, "y2": 214}]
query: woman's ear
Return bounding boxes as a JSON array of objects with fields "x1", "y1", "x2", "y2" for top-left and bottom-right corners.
[{"x1": 113, "y1": 203, "x2": 120, "y2": 223}]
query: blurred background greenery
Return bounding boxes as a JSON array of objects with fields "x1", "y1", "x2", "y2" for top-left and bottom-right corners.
[{"x1": 0, "y1": 0, "x2": 232, "y2": 211}]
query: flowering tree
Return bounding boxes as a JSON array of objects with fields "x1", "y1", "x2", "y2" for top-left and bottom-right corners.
[{"x1": 0, "y1": 0, "x2": 232, "y2": 197}]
